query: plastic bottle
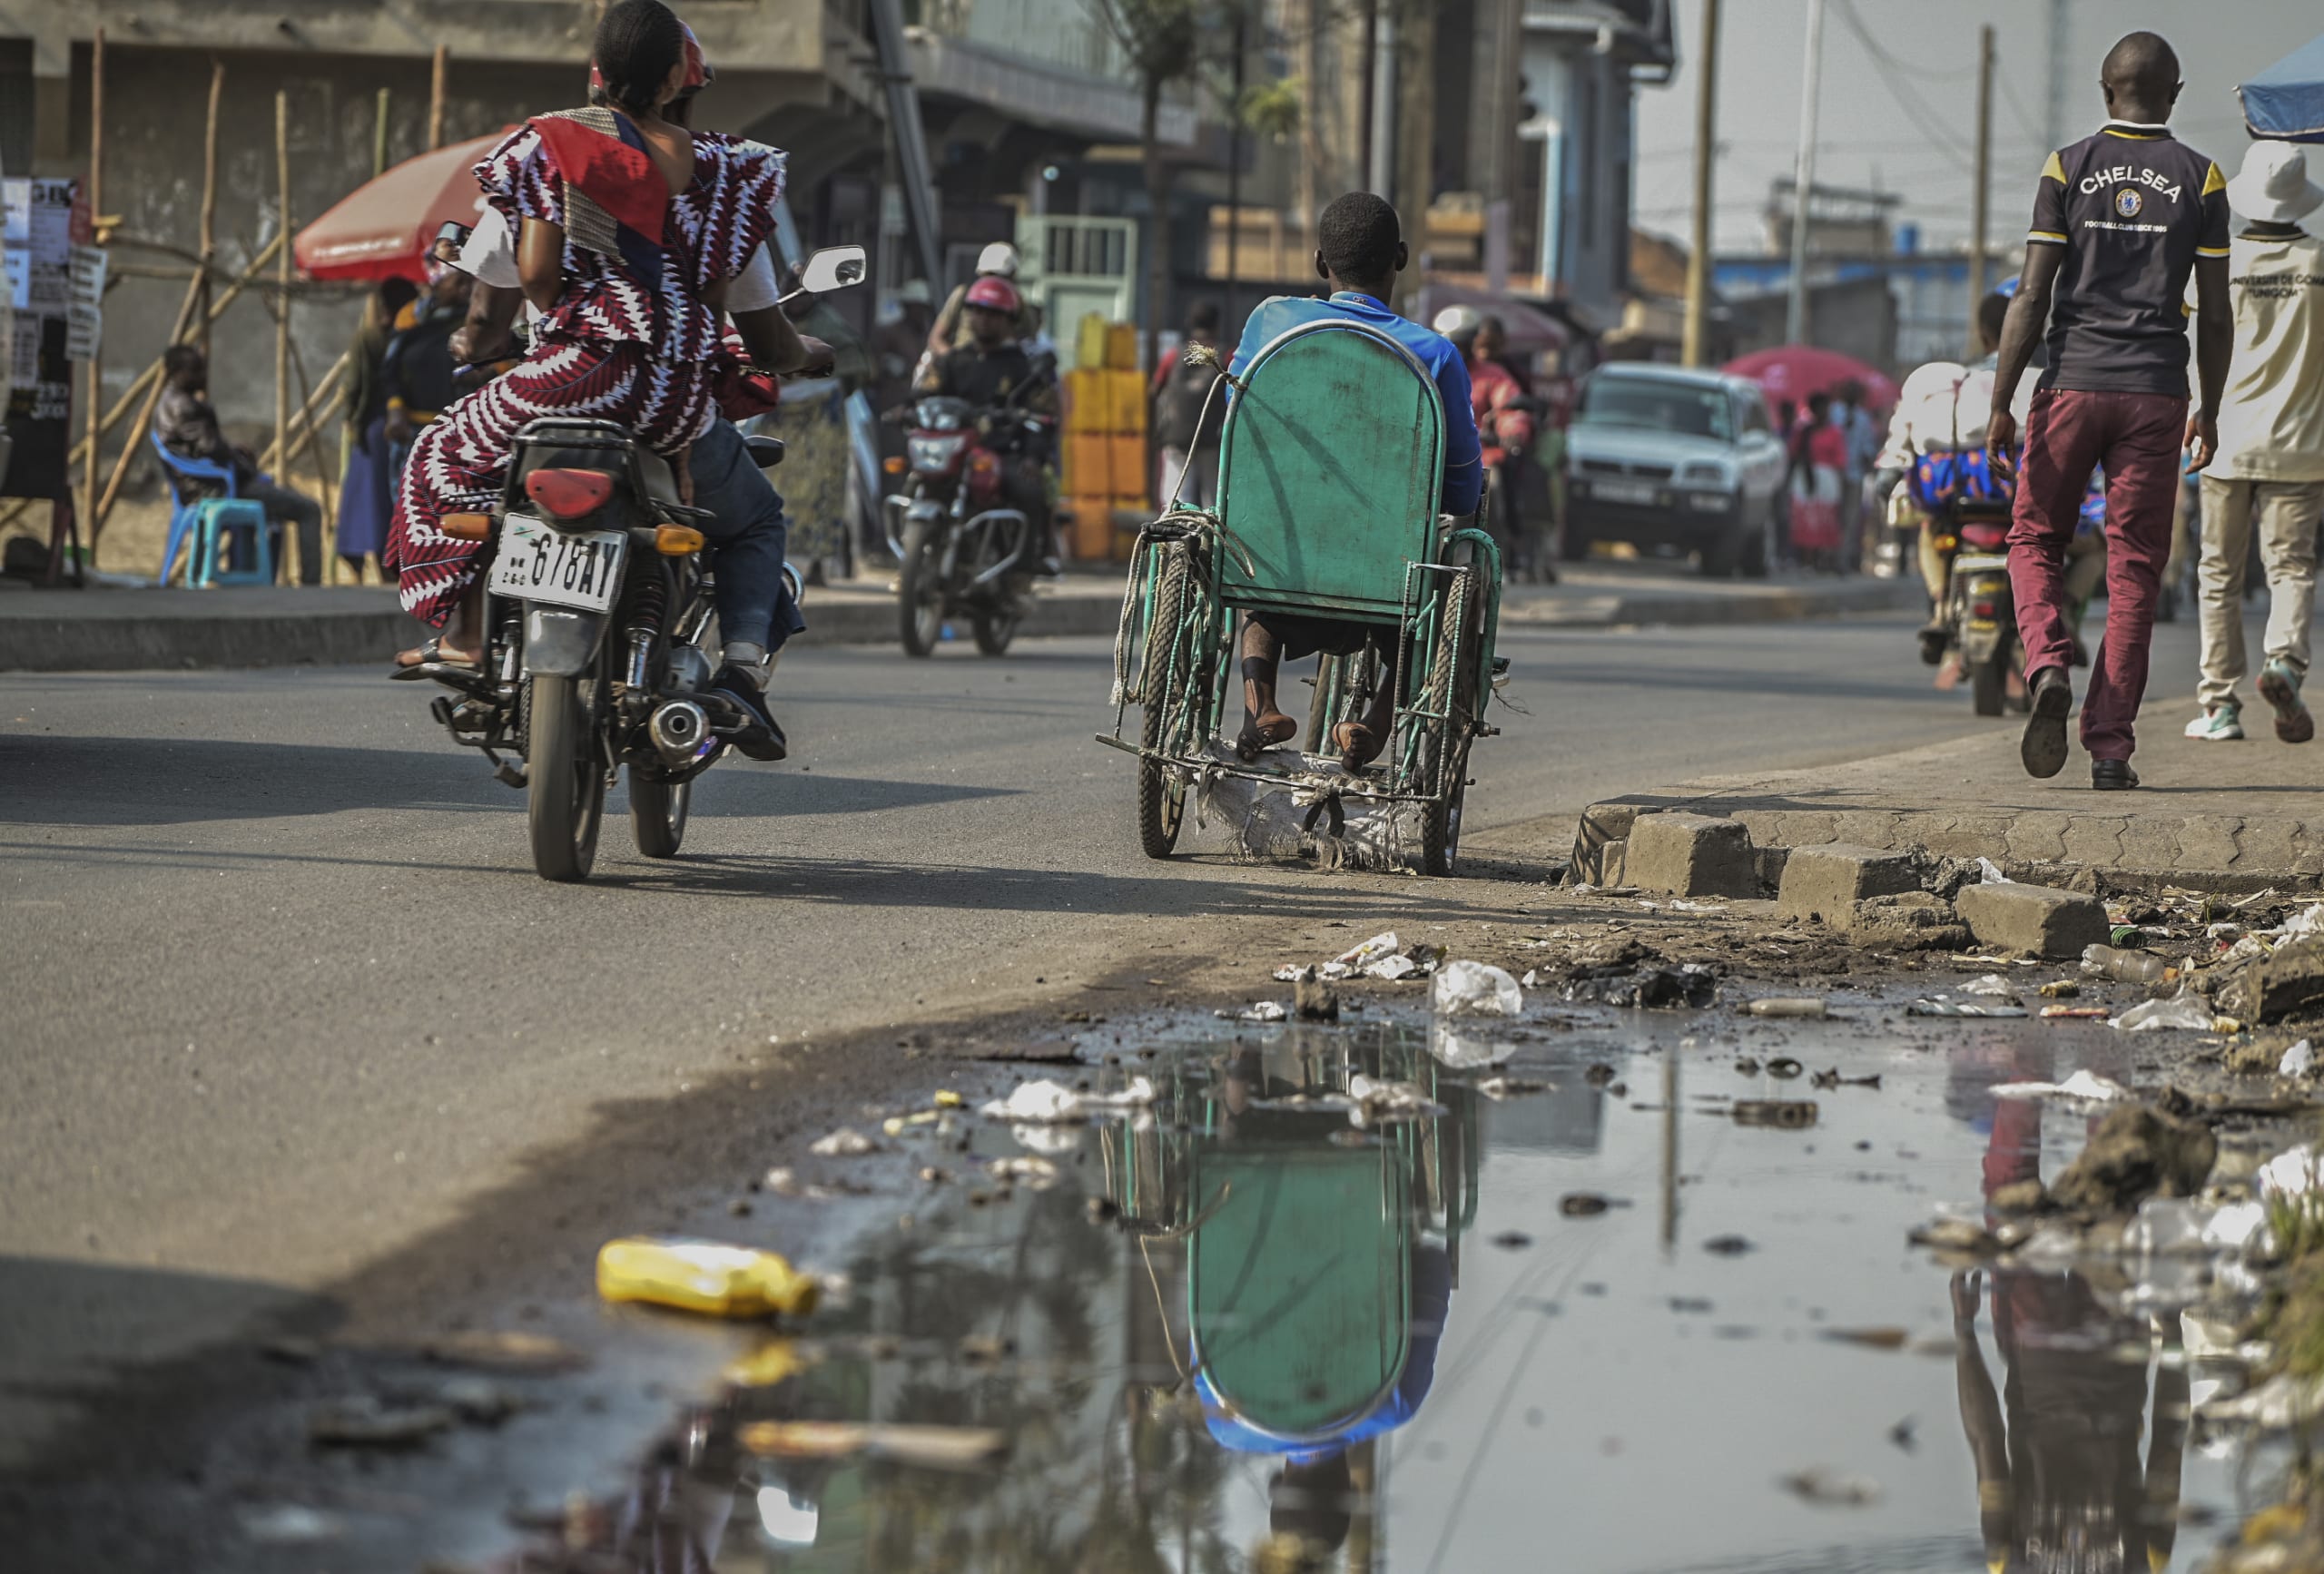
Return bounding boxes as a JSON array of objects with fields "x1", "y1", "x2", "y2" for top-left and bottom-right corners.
[
  {"x1": 1745, "y1": 998, "x2": 1827, "y2": 1019},
  {"x1": 596, "y1": 1237, "x2": 821, "y2": 1319},
  {"x1": 2079, "y1": 944, "x2": 2173, "y2": 986}
]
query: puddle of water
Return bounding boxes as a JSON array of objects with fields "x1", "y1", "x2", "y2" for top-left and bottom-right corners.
[{"x1": 499, "y1": 1009, "x2": 2280, "y2": 1573}]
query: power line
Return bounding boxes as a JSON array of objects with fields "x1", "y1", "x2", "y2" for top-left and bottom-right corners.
[
  {"x1": 1828, "y1": 0, "x2": 1974, "y2": 172},
  {"x1": 1994, "y1": 62, "x2": 2047, "y2": 146}
]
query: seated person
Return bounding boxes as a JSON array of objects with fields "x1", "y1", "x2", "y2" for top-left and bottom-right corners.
[
  {"x1": 156, "y1": 345, "x2": 327, "y2": 585},
  {"x1": 915, "y1": 274, "x2": 1061, "y2": 577},
  {"x1": 1226, "y1": 192, "x2": 1483, "y2": 767}
]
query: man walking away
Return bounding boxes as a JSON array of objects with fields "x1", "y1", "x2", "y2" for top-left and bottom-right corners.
[
  {"x1": 2183, "y1": 141, "x2": 2324, "y2": 746},
  {"x1": 1986, "y1": 30, "x2": 2230, "y2": 791},
  {"x1": 1155, "y1": 300, "x2": 1226, "y2": 507}
]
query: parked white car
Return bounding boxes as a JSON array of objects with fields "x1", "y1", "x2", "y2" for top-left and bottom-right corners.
[{"x1": 1561, "y1": 363, "x2": 1788, "y2": 577}]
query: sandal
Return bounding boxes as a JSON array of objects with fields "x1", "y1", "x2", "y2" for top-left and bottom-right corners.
[
  {"x1": 1330, "y1": 721, "x2": 1383, "y2": 772},
  {"x1": 390, "y1": 637, "x2": 482, "y2": 679},
  {"x1": 1234, "y1": 713, "x2": 1298, "y2": 763}
]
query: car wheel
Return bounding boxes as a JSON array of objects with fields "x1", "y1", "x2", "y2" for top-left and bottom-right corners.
[{"x1": 1699, "y1": 519, "x2": 1741, "y2": 578}]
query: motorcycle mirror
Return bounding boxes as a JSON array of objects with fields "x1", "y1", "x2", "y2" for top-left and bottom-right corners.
[{"x1": 797, "y1": 245, "x2": 868, "y2": 296}]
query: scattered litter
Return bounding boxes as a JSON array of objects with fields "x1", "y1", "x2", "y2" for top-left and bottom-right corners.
[
  {"x1": 932, "y1": 1090, "x2": 963, "y2": 1108},
  {"x1": 1476, "y1": 1076, "x2": 1550, "y2": 1100},
  {"x1": 1492, "y1": 1230, "x2": 1534, "y2": 1250},
  {"x1": 2195, "y1": 1372, "x2": 2324, "y2": 1431},
  {"x1": 1745, "y1": 998, "x2": 1826, "y2": 1019},
  {"x1": 1908, "y1": 1218, "x2": 2000, "y2": 1255},
  {"x1": 2260, "y1": 1145, "x2": 2322, "y2": 1197},
  {"x1": 1821, "y1": 1327, "x2": 1909, "y2": 1351},
  {"x1": 1564, "y1": 964, "x2": 1718, "y2": 1009},
  {"x1": 2109, "y1": 990, "x2": 2224, "y2": 1033},
  {"x1": 737, "y1": 1420, "x2": 1009, "y2": 1470},
  {"x1": 1430, "y1": 1021, "x2": 1517, "y2": 1069},
  {"x1": 1520, "y1": 969, "x2": 1541, "y2": 989},
  {"x1": 1810, "y1": 1068, "x2": 1882, "y2": 1090},
  {"x1": 1560, "y1": 1192, "x2": 1611, "y2": 1216},
  {"x1": 986, "y1": 1156, "x2": 1061, "y2": 1189},
  {"x1": 1765, "y1": 1058, "x2": 1804, "y2": 1079},
  {"x1": 2038, "y1": 980, "x2": 2082, "y2": 999},
  {"x1": 1987, "y1": 1069, "x2": 2132, "y2": 1104},
  {"x1": 596, "y1": 1237, "x2": 822, "y2": 1319},
  {"x1": 881, "y1": 1111, "x2": 940, "y2": 1136},
  {"x1": 1906, "y1": 999, "x2": 2028, "y2": 1018},
  {"x1": 1347, "y1": 1073, "x2": 1445, "y2": 1123},
  {"x1": 1669, "y1": 900, "x2": 1729, "y2": 915},
  {"x1": 1368, "y1": 954, "x2": 1424, "y2": 981},
  {"x1": 1233, "y1": 1001, "x2": 1288, "y2": 1023},
  {"x1": 1974, "y1": 857, "x2": 2009, "y2": 884},
  {"x1": 1584, "y1": 1063, "x2": 1618, "y2": 1087},
  {"x1": 2282, "y1": 1039, "x2": 2317, "y2": 1077},
  {"x1": 1703, "y1": 1235, "x2": 1755, "y2": 1256},
  {"x1": 308, "y1": 1396, "x2": 456, "y2": 1449},
  {"x1": 2081, "y1": 944, "x2": 2175, "y2": 986},
  {"x1": 1433, "y1": 959, "x2": 1524, "y2": 1017},
  {"x1": 1734, "y1": 1099, "x2": 1817, "y2": 1129},
  {"x1": 810, "y1": 1128, "x2": 877, "y2": 1157},
  {"x1": 2123, "y1": 1196, "x2": 2269, "y2": 1256},
  {"x1": 2040, "y1": 1005, "x2": 2110, "y2": 1019},
  {"x1": 1781, "y1": 1468, "x2": 1882, "y2": 1507},
  {"x1": 1959, "y1": 973, "x2": 2019, "y2": 999},
  {"x1": 978, "y1": 1077, "x2": 1156, "y2": 1124}
]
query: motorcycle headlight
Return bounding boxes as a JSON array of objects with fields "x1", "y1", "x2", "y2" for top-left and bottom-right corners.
[{"x1": 908, "y1": 435, "x2": 965, "y2": 470}]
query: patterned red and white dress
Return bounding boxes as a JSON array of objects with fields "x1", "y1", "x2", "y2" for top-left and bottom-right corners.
[{"x1": 387, "y1": 110, "x2": 785, "y2": 625}]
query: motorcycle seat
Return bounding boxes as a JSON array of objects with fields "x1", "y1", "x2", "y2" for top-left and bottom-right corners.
[{"x1": 633, "y1": 448, "x2": 681, "y2": 507}]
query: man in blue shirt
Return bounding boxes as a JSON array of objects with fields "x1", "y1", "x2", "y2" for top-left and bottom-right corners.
[{"x1": 1226, "y1": 192, "x2": 1484, "y2": 768}]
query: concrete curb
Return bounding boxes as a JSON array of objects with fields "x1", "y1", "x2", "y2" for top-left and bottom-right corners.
[{"x1": 0, "y1": 570, "x2": 1913, "y2": 674}]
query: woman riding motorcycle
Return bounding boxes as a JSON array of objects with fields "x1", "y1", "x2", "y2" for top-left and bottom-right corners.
[{"x1": 384, "y1": 0, "x2": 817, "y2": 673}]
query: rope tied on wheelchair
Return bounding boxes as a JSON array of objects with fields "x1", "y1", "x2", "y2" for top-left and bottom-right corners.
[{"x1": 1108, "y1": 510, "x2": 1256, "y2": 709}]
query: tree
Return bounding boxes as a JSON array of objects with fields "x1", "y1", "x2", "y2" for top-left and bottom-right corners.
[{"x1": 1090, "y1": 0, "x2": 1202, "y2": 374}]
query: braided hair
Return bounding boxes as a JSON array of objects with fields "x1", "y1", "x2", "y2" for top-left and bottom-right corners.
[{"x1": 593, "y1": 0, "x2": 687, "y2": 117}]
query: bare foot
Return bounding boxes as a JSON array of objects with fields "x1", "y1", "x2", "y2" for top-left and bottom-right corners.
[{"x1": 1235, "y1": 712, "x2": 1297, "y2": 762}]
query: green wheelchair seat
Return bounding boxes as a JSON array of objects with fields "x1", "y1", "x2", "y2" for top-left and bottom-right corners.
[{"x1": 1213, "y1": 317, "x2": 1447, "y2": 625}]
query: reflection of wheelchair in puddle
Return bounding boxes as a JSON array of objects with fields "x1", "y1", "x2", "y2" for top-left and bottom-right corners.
[{"x1": 1103, "y1": 1028, "x2": 1479, "y2": 1463}]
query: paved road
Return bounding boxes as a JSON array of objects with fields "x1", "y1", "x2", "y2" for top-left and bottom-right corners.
[{"x1": 0, "y1": 604, "x2": 2204, "y2": 1456}]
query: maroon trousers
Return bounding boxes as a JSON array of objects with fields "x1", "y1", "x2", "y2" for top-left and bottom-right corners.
[{"x1": 2005, "y1": 388, "x2": 2186, "y2": 762}]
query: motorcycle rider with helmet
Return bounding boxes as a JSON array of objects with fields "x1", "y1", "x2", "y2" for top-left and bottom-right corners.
[
  {"x1": 914, "y1": 274, "x2": 1062, "y2": 579},
  {"x1": 924, "y1": 241, "x2": 1046, "y2": 367}
]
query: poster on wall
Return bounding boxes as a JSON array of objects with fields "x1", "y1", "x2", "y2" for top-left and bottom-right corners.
[{"x1": 3, "y1": 176, "x2": 90, "y2": 501}]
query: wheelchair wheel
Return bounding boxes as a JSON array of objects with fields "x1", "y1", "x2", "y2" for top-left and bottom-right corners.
[
  {"x1": 1304, "y1": 646, "x2": 1377, "y2": 756},
  {"x1": 1418, "y1": 571, "x2": 1478, "y2": 877},
  {"x1": 1137, "y1": 543, "x2": 1200, "y2": 858}
]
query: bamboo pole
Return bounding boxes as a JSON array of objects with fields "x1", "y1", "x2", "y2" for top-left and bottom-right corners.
[
  {"x1": 198, "y1": 59, "x2": 222, "y2": 360},
  {"x1": 253, "y1": 351, "x2": 349, "y2": 477},
  {"x1": 275, "y1": 91, "x2": 293, "y2": 582},
  {"x1": 428, "y1": 47, "x2": 448, "y2": 150},
  {"x1": 0, "y1": 237, "x2": 287, "y2": 535},
  {"x1": 373, "y1": 86, "x2": 391, "y2": 178},
  {"x1": 287, "y1": 333, "x2": 336, "y2": 536},
  {"x1": 92, "y1": 265, "x2": 210, "y2": 526},
  {"x1": 82, "y1": 26, "x2": 103, "y2": 548}
]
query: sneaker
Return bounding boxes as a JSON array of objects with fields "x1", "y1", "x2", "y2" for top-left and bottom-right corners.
[
  {"x1": 2259, "y1": 660, "x2": 2315, "y2": 743},
  {"x1": 2184, "y1": 703, "x2": 2246, "y2": 742},
  {"x1": 711, "y1": 663, "x2": 788, "y2": 762},
  {"x1": 2021, "y1": 667, "x2": 2072, "y2": 779}
]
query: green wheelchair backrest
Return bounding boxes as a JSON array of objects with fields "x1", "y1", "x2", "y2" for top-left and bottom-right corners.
[
  {"x1": 1214, "y1": 317, "x2": 1446, "y2": 624},
  {"x1": 1188, "y1": 1143, "x2": 1412, "y2": 1444}
]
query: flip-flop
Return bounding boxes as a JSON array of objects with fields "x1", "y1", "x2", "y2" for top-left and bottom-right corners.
[
  {"x1": 1330, "y1": 721, "x2": 1382, "y2": 772},
  {"x1": 1234, "y1": 713, "x2": 1298, "y2": 762},
  {"x1": 390, "y1": 636, "x2": 482, "y2": 680}
]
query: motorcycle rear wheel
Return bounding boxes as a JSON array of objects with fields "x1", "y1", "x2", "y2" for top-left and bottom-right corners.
[
  {"x1": 899, "y1": 519, "x2": 944, "y2": 658},
  {"x1": 1971, "y1": 649, "x2": 2010, "y2": 718},
  {"x1": 526, "y1": 670, "x2": 606, "y2": 882},
  {"x1": 629, "y1": 767, "x2": 690, "y2": 859},
  {"x1": 972, "y1": 607, "x2": 1020, "y2": 655}
]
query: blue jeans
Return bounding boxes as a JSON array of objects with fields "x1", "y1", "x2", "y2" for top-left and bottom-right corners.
[{"x1": 688, "y1": 418, "x2": 805, "y2": 654}]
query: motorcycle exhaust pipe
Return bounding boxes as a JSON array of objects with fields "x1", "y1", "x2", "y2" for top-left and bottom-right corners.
[{"x1": 647, "y1": 699, "x2": 712, "y2": 764}]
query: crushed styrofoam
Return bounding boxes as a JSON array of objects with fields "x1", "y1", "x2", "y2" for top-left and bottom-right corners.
[
  {"x1": 2282, "y1": 1038, "x2": 2317, "y2": 1077},
  {"x1": 1987, "y1": 1068, "x2": 2132, "y2": 1104}
]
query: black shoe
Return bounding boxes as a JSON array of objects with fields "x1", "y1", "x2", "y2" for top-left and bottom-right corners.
[
  {"x1": 712, "y1": 664, "x2": 787, "y2": 762},
  {"x1": 1916, "y1": 624, "x2": 1948, "y2": 666},
  {"x1": 2021, "y1": 667, "x2": 2072, "y2": 779},
  {"x1": 2092, "y1": 759, "x2": 2139, "y2": 791}
]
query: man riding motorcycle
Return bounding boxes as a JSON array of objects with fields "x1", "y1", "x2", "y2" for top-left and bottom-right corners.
[
  {"x1": 428, "y1": 19, "x2": 826, "y2": 759},
  {"x1": 912, "y1": 275, "x2": 1061, "y2": 579}
]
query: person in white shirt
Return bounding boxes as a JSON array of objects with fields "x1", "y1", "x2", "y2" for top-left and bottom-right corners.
[{"x1": 2185, "y1": 142, "x2": 2324, "y2": 744}]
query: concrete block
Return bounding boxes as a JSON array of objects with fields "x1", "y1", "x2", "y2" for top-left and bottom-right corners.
[
  {"x1": 1844, "y1": 891, "x2": 1970, "y2": 951},
  {"x1": 1778, "y1": 843, "x2": 1923, "y2": 925},
  {"x1": 1627, "y1": 812, "x2": 1758, "y2": 899},
  {"x1": 1954, "y1": 880, "x2": 2109, "y2": 959},
  {"x1": 1570, "y1": 802, "x2": 1645, "y2": 884}
]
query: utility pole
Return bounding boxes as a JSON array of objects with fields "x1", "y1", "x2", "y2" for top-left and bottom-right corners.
[
  {"x1": 1967, "y1": 24, "x2": 1994, "y2": 354},
  {"x1": 1225, "y1": 2, "x2": 1246, "y2": 328},
  {"x1": 1367, "y1": 4, "x2": 1396, "y2": 201},
  {"x1": 1681, "y1": 0, "x2": 1720, "y2": 368},
  {"x1": 1783, "y1": 0, "x2": 1825, "y2": 345}
]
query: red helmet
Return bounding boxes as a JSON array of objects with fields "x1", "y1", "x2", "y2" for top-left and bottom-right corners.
[
  {"x1": 964, "y1": 275, "x2": 1021, "y2": 315},
  {"x1": 591, "y1": 22, "x2": 714, "y2": 99}
]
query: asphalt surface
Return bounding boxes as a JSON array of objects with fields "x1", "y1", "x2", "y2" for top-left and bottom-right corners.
[{"x1": 0, "y1": 602, "x2": 2205, "y2": 1462}]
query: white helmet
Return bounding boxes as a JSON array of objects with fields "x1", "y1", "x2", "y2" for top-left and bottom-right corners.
[
  {"x1": 1432, "y1": 304, "x2": 1482, "y2": 337},
  {"x1": 977, "y1": 242, "x2": 1021, "y2": 279}
]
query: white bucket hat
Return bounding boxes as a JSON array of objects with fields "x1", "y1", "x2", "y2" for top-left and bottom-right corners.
[{"x1": 2225, "y1": 140, "x2": 2324, "y2": 225}]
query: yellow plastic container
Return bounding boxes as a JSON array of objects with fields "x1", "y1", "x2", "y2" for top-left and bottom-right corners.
[
  {"x1": 1106, "y1": 369, "x2": 1149, "y2": 433},
  {"x1": 1066, "y1": 497, "x2": 1115, "y2": 559},
  {"x1": 1064, "y1": 369, "x2": 1108, "y2": 433},
  {"x1": 1108, "y1": 434, "x2": 1148, "y2": 497},
  {"x1": 1105, "y1": 322, "x2": 1141, "y2": 370},
  {"x1": 596, "y1": 1236, "x2": 821, "y2": 1319},
  {"x1": 1065, "y1": 433, "x2": 1110, "y2": 497},
  {"x1": 1075, "y1": 313, "x2": 1111, "y2": 371}
]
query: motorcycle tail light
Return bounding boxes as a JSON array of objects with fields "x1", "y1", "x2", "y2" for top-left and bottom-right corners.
[
  {"x1": 1972, "y1": 600, "x2": 1997, "y2": 618},
  {"x1": 1933, "y1": 535, "x2": 1957, "y2": 552},
  {"x1": 526, "y1": 467, "x2": 615, "y2": 520},
  {"x1": 968, "y1": 450, "x2": 1001, "y2": 485}
]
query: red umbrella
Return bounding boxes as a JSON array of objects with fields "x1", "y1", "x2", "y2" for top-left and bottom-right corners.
[
  {"x1": 294, "y1": 130, "x2": 513, "y2": 282},
  {"x1": 1722, "y1": 345, "x2": 1898, "y2": 412}
]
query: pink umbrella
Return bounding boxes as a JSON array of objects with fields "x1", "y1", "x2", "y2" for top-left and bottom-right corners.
[
  {"x1": 1722, "y1": 345, "x2": 1898, "y2": 412},
  {"x1": 294, "y1": 130, "x2": 512, "y2": 282}
]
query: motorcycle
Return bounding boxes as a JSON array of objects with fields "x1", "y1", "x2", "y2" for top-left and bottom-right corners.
[
  {"x1": 885, "y1": 380, "x2": 1055, "y2": 658},
  {"x1": 1934, "y1": 509, "x2": 2024, "y2": 718},
  {"x1": 406, "y1": 243, "x2": 867, "y2": 882}
]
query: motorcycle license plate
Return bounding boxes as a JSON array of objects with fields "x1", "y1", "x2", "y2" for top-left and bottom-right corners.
[
  {"x1": 487, "y1": 516, "x2": 626, "y2": 613},
  {"x1": 1592, "y1": 478, "x2": 1658, "y2": 506}
]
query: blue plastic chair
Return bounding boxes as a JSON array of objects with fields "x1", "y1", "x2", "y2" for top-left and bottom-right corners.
[
  {"x1": 153, "y1": 434, "x2": 278, "y2": 586},
  {"x1": 154, "y1": 433, "x2": 238, "y2": 585}
]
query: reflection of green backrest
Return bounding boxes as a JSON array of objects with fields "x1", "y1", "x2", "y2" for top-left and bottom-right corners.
[
  {"x1": 1189, "y1": 1145, "x2": 1410, "y2": 1442},
  {"x1": 1215, "y1": 320, "x2": 1445, "y2": 623}
]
